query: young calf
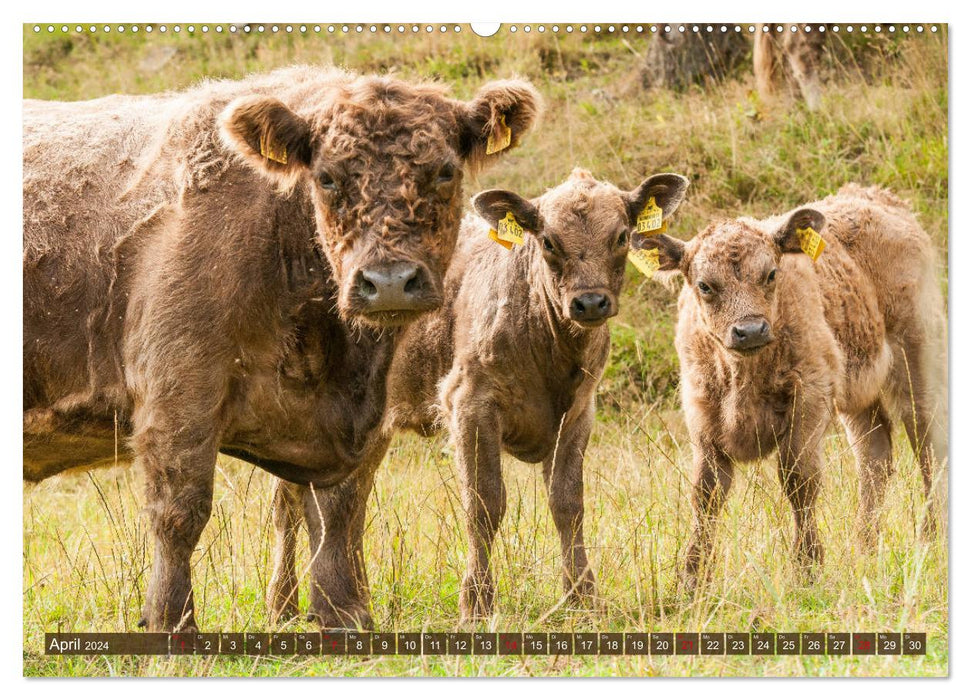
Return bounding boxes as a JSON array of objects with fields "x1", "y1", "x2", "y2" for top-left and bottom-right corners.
[
  {"x1": 269, "y1": 169, "x2": 689, "y2": 623},
  {"x1": 640, "y1": 184, "x2": 947, "y2": 592}
]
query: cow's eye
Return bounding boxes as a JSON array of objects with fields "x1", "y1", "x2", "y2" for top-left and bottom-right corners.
[
  {"x1": 542, "y1": 237, "x2": 556, "y2": 254},
  {"x1": 617, "y1": 230, "x2": 629, "y2": 247},
  {"x1": 767, "y1": 269, "x2": 778, "y2": 284},
  {"x1": 437, "y1": 163, "x2": 456, "y2": 184},
  {"x1": 318, "y1": 172, "x2": 338, "y2": 191},
  {"x1": 698, "y1": 281, "x2": 714, "y2": 295}
]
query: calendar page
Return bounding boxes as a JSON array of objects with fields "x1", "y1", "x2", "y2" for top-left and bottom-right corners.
[{"x1": 22, "y1": 21, "x2": 948, "y2": 678}]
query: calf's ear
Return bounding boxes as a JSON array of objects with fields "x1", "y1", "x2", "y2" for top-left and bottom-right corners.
[
  {"x1": 625, "y1": 173, "x2": 690, "y2": 226},
  {"x1": 774, "y1": 208, "x2": 826, "y2": 254},
  {"x1": 472, "y1": 190, "x2": 542, "y2": 234},
  {"x1": 219, "y1": 96, "x2": 314, "y2": 188},
  {"x1": 632, "y1": 233, "x2": 685, "y2": 272},
  {"x1": 460, "y1": 79, "x2": 543, "y2": 171}
]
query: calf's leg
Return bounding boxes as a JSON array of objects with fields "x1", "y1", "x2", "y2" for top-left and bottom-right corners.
[
  {"x1": 681, "y1": 449, "x2": 734, "y2": 595},
  {"x1": 453, "y1": 403, "x2": 505, "y2": 621},
  {"x1": 841, "y1": 400, "x2": 894, "y2": 548},
  {"x1": 776, "y1": 438, "x2": 824, "y2": 573},
  {"x1": 894, "y1": 337, "x2": 948, "y2": 539},
  {"x1": 542, "y1": 405, "x2": 596, "y2": 604}
]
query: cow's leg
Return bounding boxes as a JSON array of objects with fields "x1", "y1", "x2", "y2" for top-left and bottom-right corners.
[
  {"x1": 542, "y1": 404, "x2": 596, "y2": 604},
  {"x1": 681, "y1": 448, "x2": 734, "y2": 595},
  {"x1": 753, "y1": 25, "x2": 779, "y2": 102},
  {"x1": 302, "y1": 441, "x2": 387, "y2": 631},
  {"x1": 453, "y1": 399, "x2": 505, "y2": 621},
  {"x1": 267, "y1": 480, "x2": 303, "y2": 624},
  {"x1": 137, "y1": 425, "x2": 218, "y2": 632},
  {"x1": 782, "y1": 29, "x2": 823, "y2": 110},
  {"x1": 841, "y1": 400, "x2": 894, "y2": 548},
  {"x1": 776, "y1": 434, "x2": 824, "y2": 574}
]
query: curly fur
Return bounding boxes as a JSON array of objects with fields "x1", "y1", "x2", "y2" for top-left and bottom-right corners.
[{"x1": 23, "y1": 66, "x2": 541, "y2": 632}]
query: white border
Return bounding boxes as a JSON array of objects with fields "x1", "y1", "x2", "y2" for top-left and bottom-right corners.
[{"x1": 4, "y1": 0, "x2": 965, "y2": 696}]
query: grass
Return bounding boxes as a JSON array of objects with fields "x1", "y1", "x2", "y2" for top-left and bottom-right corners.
[{"x1": 22, "y1": 24, "x2": 948, "y2": 677}]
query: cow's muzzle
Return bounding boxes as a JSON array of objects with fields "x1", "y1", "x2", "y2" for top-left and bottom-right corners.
[
  {"x1": 726, "y1": 317, "x2": 773, "y2": 353},
  {"x1": 351, "y1": 261, "x2": 440, "y2": 319}
]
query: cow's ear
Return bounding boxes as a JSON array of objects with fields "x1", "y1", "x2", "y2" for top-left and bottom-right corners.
[
  {"x1": 219, "y1": 96, "x2": 314, "y2": 188},
  {"x1": 472, "y1": 189, "x2": 542, "y2": 234},
  {"x1": 460, "y1": 79, "x2": 542, "y2": 172},
  {"x1": 774, "y1": 208, "x2": 826, "y2": 254},
  {"x1": 625, "y1": 173, "x2": 690, "y2": 226},
  {"x1": 632, "y1": 233, "x2": 685, "y2": 272}
]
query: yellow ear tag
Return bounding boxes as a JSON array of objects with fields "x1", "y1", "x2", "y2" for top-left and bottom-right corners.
[
  {"x1": 488, "y1": 228, "x2": 514, "y2": 250},
  {"x1": 636, "y1": 196, "x2": 664, "y2": 234},
  {"x1": 259, "y1": 133, "x2": 288, "y2": 164},
  {"x1": 495, "y1": 212, "x2": 525, "y2": 246},
  {"x1": 797, "y1": 226, "x2": 827, "y2": 262},
  {"x1": 627, "y1": 247, "x2": 661, "y2": 278},
  {"x1": 485, "y1": 114, "x2": 512, "y2": 155}
]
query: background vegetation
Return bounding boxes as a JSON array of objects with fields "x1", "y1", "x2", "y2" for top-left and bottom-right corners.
[{"x1": 23, "y1": 23, "x2": 948, "y2": 677}]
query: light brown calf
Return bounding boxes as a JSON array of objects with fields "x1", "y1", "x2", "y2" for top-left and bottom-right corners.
[
  {"x1": 269, "y1": 169, "x2": 689, "y2": 623},
  {"x1": 642, "y1": 184, "x2": 946, "y2": 592}
]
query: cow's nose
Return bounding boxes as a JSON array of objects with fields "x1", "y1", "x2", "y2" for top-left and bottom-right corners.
[
  {"x1": 569, "y1": 292, "x2": 614, "y2": 324},
  {"x1": 729, "y1": 318, "x2": 772, "y2": 350},
  {"x1": 355, "y1": 262, "x2": 432, "y2": 312}
]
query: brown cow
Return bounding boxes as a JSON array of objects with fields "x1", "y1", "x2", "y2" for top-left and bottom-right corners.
[
  {"x1": 23, "y1": 66, "x2": 540, "y2": 631},
  {"x1": 641, "y1": 184, "x2": 947, "y2": 593},
  {"x1": 268, "y1": 169, "x2": 689, "y2": 623},
  {"x1": 753, "y1": 24, "x2": 825, "y2": 110}
]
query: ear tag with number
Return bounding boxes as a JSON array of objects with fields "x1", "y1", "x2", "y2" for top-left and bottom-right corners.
[
  {"x1": 796, "y1": 226, "x2": 827, "y2": 262},
  {"x1": 627, "y1": 247, "x2": 661, "y2": 278},
  {"x1": 636, "y1": 196, "x2": 664, "y2": 234},
  {"x1": 259, "y1": 133, "x2": 288, "y2": 164},
  {"x1": 495, "y1": 211, "x2": 525, "y2": 246},
  {"x1": 486, "y1": 113, "x2": 512, "y2": 155}
]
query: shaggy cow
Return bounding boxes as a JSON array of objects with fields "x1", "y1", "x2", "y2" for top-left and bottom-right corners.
[
  {"x1": 268, "y1": 169, "x2": 689, "y2": 623},
  {"x1": 641, "y1": 184, "x2": 947, "y2": 592},
  {"x1": 754, "y1": 24, "x2": 825, "y2": 111},
  {"x1": 23, "y1": 66, "x2": 540, "y2": 631}
]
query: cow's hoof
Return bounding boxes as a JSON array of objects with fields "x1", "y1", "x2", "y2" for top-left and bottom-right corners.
[
  {"x1": 674, "y1": 571, "x2": 701, "y2": 604},
  {"x1": 854, "y1": 521, "x2": 878, "y2": 552},
  {"x1": 309, "y1": 606, "x2": 373, "y2": 632},
  {"x1": 919, "y1": 509, "x2": 943, "y2": 542},
  {"x1": 565, "y1": 571, "x2": 599, "y2": 606},
  {"x1": 459, "y1": 577, "x2": 495, "y2": 622},
  {"x1": 268, "y1": 603, "x2": 301, "y2": 626}
]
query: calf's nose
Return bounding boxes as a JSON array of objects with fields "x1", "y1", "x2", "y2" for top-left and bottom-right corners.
[
  {"x1": 569, "y1": 292, "x2": 614, "y2": 324},
  {"x1": 355, "y1": 262, "x2": 431, "y2": 312},
  {"x1": 729, "y1": 318, "x2": 772, "y2": 350}
]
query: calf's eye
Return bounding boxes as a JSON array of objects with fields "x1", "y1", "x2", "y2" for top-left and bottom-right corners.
[
  {"x1": 617, "y1": 230, "x2": 629, "y2": 247},
  {"x1": 698, "y1": 281, "x2": 714, "y2": 295},
  {"x1": 542, "y1": 237, "x2": 555, "y2": 254},
  {"x1": 767, "y1": 269, "x2": 778, "y2": 283}
]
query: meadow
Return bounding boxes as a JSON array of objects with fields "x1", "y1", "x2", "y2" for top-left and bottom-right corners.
[{"x1": 22, "y1": 24, "x2": 948, "y2": 677}]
